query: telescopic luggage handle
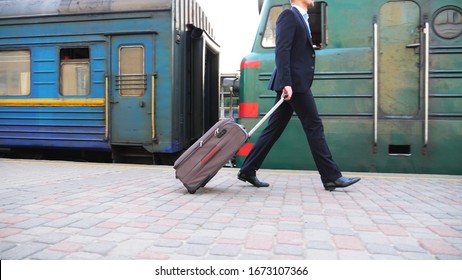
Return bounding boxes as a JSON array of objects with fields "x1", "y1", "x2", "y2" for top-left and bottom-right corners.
[{"x1": 248, "y1": 94, "x2": 288, "y2": 137}]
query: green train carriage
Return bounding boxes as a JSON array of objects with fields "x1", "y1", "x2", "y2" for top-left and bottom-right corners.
[{"x1": 236, "y1": 0, "x2": 462, "y2": 175}]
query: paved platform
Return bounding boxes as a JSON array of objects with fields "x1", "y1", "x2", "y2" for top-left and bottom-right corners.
[{"x1": 0, "y1": 158, "x2": 461, "y2": 260}]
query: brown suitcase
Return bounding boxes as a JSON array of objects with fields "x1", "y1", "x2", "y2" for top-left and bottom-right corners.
[{"x1": 174, "y1": 96, "x2": 285, "y2": 194}]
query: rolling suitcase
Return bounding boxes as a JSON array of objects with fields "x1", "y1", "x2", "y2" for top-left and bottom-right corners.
[{"x1": 174, "y1": 95, "x2": 286, "y2": 194}]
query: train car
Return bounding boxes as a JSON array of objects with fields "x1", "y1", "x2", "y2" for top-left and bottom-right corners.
[
  {"x1": 236, "y1": 0, "x2": 462, "y2": 175},
  {"x1": 0, "y1": 0, "x2": 220, "y2": 164}
]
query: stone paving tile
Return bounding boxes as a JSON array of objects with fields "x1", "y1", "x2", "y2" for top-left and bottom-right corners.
[
  {"x1": 1, "y1": 159, "x2": 462, "y2": 260},
  {"x1": 2, "y1": 242, "x2": 49, "y2": 259},
  {"x1": 245, "y1": 233, "x2": 274, "y2": 251},
  {"x1": 35, "y1": 232, "x2": 69, "y2": 244},
  {"x1": 48, "y1": 242, "x2": 83, "y2": 253},
  {"x1": 2, "y1": 232, "x2": 36, "y2": 243},
  {"x1": 332, "y1": 235, "x2": 365, "y2": 251},
  {"x1": 401, "y1": 252, "x2": 434, "y2": 260},
  {"x1": 274, "y1": 244, "x2": 305, "y2": 257},
  {"x1": 220, "y1": 227, "x2": 248, "y2": 240},
  {"x1": 427, "y1": 225, "x2": 462, "y2": 238},
  {"x1": 436, "y1": 255, "x2": 462, "y2": 260},
  {"x1": 209, "y1": 244, "x2": 241, "y2": 257},
  {"x1": 29, "y1": 249, "x2": 67, "y2": 260},
  {"x1": 371, "y1": 254, "x2": 403, "y2": 260},
  {"x1": 79, "y1": 228, "x2": 112, "y2": 237},
  {"x1": 0, "y1": 241, "x2": 16, "y2": 253},
  {"x1": 82, "y1": 241, "x2": 117, "y2": 255},
  {"x1": 304, "y1": 229, "x2": 332, "y2": 242},
  {"x1": 276, "y1": 230, "x2": 304, "y2": 245},
  {"x1": 366, "y1": 243, "x2": 400, "y2": 256},
  {"x1": 337, "y1": 250, "x2": 372, "y2": 260},
  {"x1": 306, "y1": 240, "x2": 334, "y2": 251},
  {"x1": 418, "y1": 239, "x2": 461, "y2": 256},
  {"x1": 14, "y1": 218, "x2": 50, "y2": 230},
  {"x1": 64, "y1": 252, "x2": 104, "y2": 260},
  {"x1": 305, "y1": 249, "x2": 338, "y2": 260},
  {"x1": 329, "y1": 227, "x2": 356, "y2": 236}
]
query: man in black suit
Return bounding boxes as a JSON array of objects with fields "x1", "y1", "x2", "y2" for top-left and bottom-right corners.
[{"x1": 238, "y1": 0, "x2": 360, "y2": 191}]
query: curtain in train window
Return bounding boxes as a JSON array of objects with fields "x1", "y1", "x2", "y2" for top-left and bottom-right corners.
[
  {"x1": 60, "y1": 48, "x2": 90, "y2": 96},
  {"x1": 0, "y1": 50, "x2": 30, "y2": 96},
  {"x1": 118, "y1": 45, "x2": 146, "y2": 96},
  {"x1": 261, "y1": 2, "x2": 328, "y2": 49}
]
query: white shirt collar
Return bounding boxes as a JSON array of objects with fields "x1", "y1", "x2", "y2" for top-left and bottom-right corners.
[{"x1": 292, "y1": 4, "x2": 309, "y2": 19}]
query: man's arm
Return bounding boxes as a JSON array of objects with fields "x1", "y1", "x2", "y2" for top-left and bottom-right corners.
[{"x1": 275, "y1": 9, "x2": 296, "y2": 100}]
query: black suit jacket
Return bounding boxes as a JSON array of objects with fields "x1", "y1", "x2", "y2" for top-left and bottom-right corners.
[{"x1": 267, "y1": 7, "x2": 316, "y2": 93}]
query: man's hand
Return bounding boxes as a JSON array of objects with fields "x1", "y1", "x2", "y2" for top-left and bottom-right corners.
[{"x1": 283, "y1": 86, "x2": 293, "y2": 101}]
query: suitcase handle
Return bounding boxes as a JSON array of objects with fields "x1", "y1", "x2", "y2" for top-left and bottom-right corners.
[{"x1": 248, "y1": 94, "x2": 288, "y2": 137}]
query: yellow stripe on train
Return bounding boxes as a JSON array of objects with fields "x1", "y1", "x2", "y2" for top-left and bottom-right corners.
[{"x1": 0, "y1": 98, "x2": 105, "y2": 107}]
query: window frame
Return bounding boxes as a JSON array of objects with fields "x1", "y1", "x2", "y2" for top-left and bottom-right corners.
[
  {"x1": 0, "y1": 50, "x2": 31, "y2": 96},
  {"x1": 432, "y1": 6, "x2": 462, "y2": 40},
  {"x1": 59, "y1": 47, "x2": 91, "y2": 96},
  {"x1": 118, "y1": 45, "x2": 146, "y2": 97},
  {"x1": 261, "y1": 2, "x2": 328, "y2": 50}
]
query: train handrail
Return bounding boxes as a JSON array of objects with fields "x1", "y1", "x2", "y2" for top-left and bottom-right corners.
[
  {"x1": 105, "y1": 76, "x2": 109, "y2": 140},
  {"x1": 152, "y1": 74, "x2": 156, "y2": 140},
  {"x1": 373, "y1": 22, "x2": 378, "y2": 153},
  {"x1": 424, "y1": 22, "x2": 430, "y2": 153}
]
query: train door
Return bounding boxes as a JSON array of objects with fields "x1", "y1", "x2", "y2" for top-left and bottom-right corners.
[
  {"x1": 188, "y1": 28, "x2": 220, "y2": 141},
  {"x1": 110, "y1": 35, "x2": 155, "y2": 145},
  {"x1": 378, "y1": 1, "x2": 421, "y2": 117}
]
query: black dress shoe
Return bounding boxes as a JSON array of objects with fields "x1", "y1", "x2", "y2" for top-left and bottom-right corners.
[
  {"x1": 237, "y1": 172, "x2": 270, "y2": 188},
  {"x1": 323, "y1": 176, "x2": 360, "y2": 191}
]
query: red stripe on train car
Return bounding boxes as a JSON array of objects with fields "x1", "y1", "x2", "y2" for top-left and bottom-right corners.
[
  {"x1": 237, "y1": 143, "x2": 253, "y2": 157},
  {"x1": 239, "y1": 102, "x2": 258, "y2": 118},
  {"x1": 240, "y1": 60, "x2": 260, "y2": 69}
]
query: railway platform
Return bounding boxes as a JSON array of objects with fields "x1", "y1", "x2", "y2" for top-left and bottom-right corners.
[{"x1": 0, "y1": 158, "x2": 461, "y2": 260}]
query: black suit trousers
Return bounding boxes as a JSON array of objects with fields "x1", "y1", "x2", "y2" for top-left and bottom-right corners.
[{"x1": 240, "y1": 90, "x2": 342, "y2": 183}]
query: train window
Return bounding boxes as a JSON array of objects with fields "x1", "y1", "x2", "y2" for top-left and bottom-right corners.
[
  {"x1": 118, "y1": 45, "x2": 146, "y2": 96},
  {"x1": 432, "y1": 7, "x2": 462, "y2": 39},
  {"x1": 262, "y1": 5, "x2": 286, "y2": 48},
  {"x1": 309, "y1": 2, "x2": 328, "y2": 49},
  {"x1": 0, "y1": 50, "x2": 30, "y2": 96},
  {"x1": 60, "y1": 48, "x2": 90, "y2": 96},
  {"x1": 261, "y1": 2, "x2": 328, "y2": 49}
]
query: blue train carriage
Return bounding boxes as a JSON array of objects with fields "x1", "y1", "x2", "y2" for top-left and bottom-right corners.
[
  {"x1": 0, "y1": 0, "x2": 220, "y2": 163},
  {"x1": 237, "y1": 0, "x2": 462, "y2": 175}
]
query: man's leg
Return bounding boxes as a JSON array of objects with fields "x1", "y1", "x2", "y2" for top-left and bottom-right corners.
[
  {"x1": 240, "y1": 93, "x2": 293, "y2": 175},
  {"x1": 289, "y1": 90, "x2": 342, "y2": 183}
]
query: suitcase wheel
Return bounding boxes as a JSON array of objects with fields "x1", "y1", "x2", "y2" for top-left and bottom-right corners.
[{"x1": 188, "y1": 189, "x2": 196, "y2": 194}]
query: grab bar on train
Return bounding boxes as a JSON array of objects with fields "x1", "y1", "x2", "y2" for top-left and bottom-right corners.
[
  {"x1": 105, "y1": 76, "x2": 109, "y2": 140},
  {"x1": 151, "y1": 74, "x2": 156, "y2": 140},
  {"x1": 423, "y1": 22, "x2": 430, "y2": 154},
  {"x1": 406, "y1": 43, "x2": 421, "y2": 48},
  {"x1": 373, "y1": 22, "x2": 379, "y2": 153}
]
